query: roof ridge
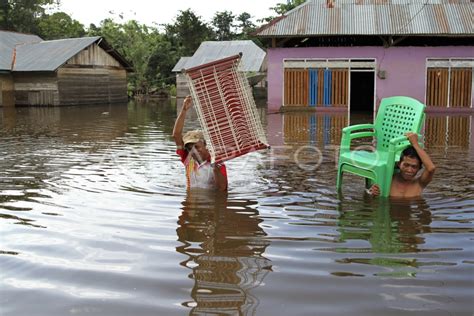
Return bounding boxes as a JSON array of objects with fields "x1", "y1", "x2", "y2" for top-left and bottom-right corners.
[{"x1": 40, "y1": 36, "x2": 101, "y2": 44}]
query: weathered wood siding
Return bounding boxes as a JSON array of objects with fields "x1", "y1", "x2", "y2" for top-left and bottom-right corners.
[
  {"x1": 57, "y1": 43, "x2": 127, "y2": 105},
  {"x1": 13, "y1": 73, "x2": 59, "y2": 106},
  {"x1": 57, "y1": 67, "x2": 127, "y2": 105},
  {"x1": 0, "y1": 74, "x2": 15, "y2": 106},
  {"x1": 176, "y1": 73, "x2": 190, "y2": 99},
  {"x1": 66, "y1": 44, "x2": 122, "y2": 68}
]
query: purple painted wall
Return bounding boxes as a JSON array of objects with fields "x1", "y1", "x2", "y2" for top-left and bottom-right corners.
[{"x1": 267, "y1": 46, "x2": 474, "y2": 112}]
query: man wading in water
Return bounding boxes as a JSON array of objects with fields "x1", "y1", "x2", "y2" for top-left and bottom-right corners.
[
  {"x1": 368, "y1": 132, "x2": 435, "y2": 198},
  {"x1": 172, "y1": 96, "x2": 228, "y2": 192}
]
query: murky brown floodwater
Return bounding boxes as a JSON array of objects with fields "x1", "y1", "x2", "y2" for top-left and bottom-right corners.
[{"x1": 0, "y1": 100, "x2": 473, "y2": 316}]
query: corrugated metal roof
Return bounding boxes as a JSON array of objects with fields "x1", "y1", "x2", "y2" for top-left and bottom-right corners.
[
  {"x1": 12, "y1": 37, "x2": 100, "y2": 71},
  {"x1": 256, "y1": 0, "x2": 473, "y2": 37},
  {"x1": 172, "y1": 57, "x2": 192, "y2": 72},
  {"x1": 172, "y1": 40, "x2": 266, "y2": 72},
  {"x1": 0, "y1": 31, "x2": 42, "y2": 70}
]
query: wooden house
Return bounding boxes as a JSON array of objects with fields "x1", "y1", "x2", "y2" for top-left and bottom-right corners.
[
  {"x1": 0, "y1": 30, "x2": 132, "y2": 107},
  {"x1": 254, "y1": 0, "x2": 473, "y2": 114},
  {"x1": 172, "y1": 40, "x2": 267, "y2": 99}
]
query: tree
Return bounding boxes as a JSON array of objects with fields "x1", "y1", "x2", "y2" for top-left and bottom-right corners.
[
  {"x1": 146, "y1": 39, "x2": 177, "y2": 87},
  {"x1": 88, "y1": 18, "x2": 177, "y2": 96},
  {"x1": 211, "y1": 11, "x2": 235, "y2": 41},
  {"x1": 164, "y1": 9, "x2": 213, "y2": 56},
  {"x1": 37, "y1": 11, "x2": 85, "y2": 39},
  {"x1": 271, "y1": 0, "x2": 306, "y2": 15},
  {"x1": 0, "y1": 0, "x2": 59, "y2": 34},
  {"x1": 260, "y1": 0, "x2": 306, "y2": 23},
  {"x1": 235, "y1": 12, "x2": 256, "y2": 39}
]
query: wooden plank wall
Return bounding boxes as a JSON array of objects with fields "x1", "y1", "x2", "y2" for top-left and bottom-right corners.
[
  {"x1": 284, "y1": 68, "x2": 348, "y2": 107},
  {"x1": 13, "y1": 73, "x2": 59, "y2": 106},
  {"x1": 176, "y1": 73, "x2": 190, "y2": 99},
  {"x1": 426, "y1": 67, "x2": 472, "y2": 108},
  {"x1": 284, "y1": 69, "x2": 308, "y2": 106},
  {"x1": 426, "y1": 68, "x2": 449, "y2": 107},
  {"x1": 66, "y1": 44, "x2": 122, "y2": 68},
  {"x1": 331, "y1": 69, "x2": 348, "y2": 107},
  {"x1": 57, "y1": 67, "x2": 127, "y2": 105},
  {"x1": 449, "y1": 68, "x2": 472, "y2": 108},
  {"x1": 317, "y1": 69, "x2": 324, "y2": 106},
  {"x1": 0, "y1": 74, "x2": 15, "y2": 106},
  {"x1": 57, "y1": 43, "x2": 128, "y2": 105}
]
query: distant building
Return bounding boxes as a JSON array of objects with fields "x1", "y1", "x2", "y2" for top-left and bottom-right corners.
[
  {"x1": 0, "y1": 30, "x2": 132, "y2": 107},
  {"x1": 254, "y1": 0, "x2": 473, "y2": 113},
  {"x1": 172, "y1": 40, "x2": 267, "y2": 99}
]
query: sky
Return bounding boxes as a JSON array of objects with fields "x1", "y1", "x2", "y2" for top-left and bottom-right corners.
[{"x1": 57, "y1": 0, "x2": 281, "y2": 28}]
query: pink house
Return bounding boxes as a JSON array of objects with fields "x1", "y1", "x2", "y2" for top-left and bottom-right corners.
[{"x1": 255, "y1": 0, "x2": 473, "y2": 114}]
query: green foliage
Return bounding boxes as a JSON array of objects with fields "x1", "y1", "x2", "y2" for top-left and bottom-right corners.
[
  {"x1": 0, "y1": 0, "x2": 59, "y2": 34},
  {"x1": 164, "y1": 9, "x2": 214, "y2": 56},
  {"x1": 211, "y1": 11, "x2": 235, "y2": 41},
  {"x1": 272, "y1": 0, "x2": 306, "y2": 15},
  {"x1": 236, "y1": 12, "x2": 256, "y2": 39},
  {"x1": 37, "y1": 11, "x2": 85, "y2": 39},
  {"x1": 259, "y1": 0, "x2": 306, "y2": 23},
  {"x1": 89, "y1": 19, "x2": 166, "y2": 96},
  {"x1": 169, "y1": 84, "x2": 177, "y2": 97}
]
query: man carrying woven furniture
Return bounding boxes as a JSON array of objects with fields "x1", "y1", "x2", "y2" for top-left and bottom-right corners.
[
  {"x1": 173, "y1": 96, "x2": 228, "y2": 192},
  {"x1": 368, "y1": 132, "x2": 435, "y2": 198}
]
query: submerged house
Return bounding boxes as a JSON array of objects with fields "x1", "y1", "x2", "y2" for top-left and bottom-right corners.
[
  {"x1": 172, "y1": 40, "x2": 266, "y2": 98},
  {"x1": 254, "y1": 0, "x2": 473, "y2": 113},
  {"x1": 0, "y1": 30, "x2": 132, "y2": 107}
]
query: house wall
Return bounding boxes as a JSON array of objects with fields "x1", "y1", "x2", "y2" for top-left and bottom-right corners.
[
  {"x1": 176, "y1": 73, "x2": 190, "y2": 99},
  {"x1": 57, "y1": 67, "x2": 127, "y2": 105},
  {"x1": 13, "y1": 72, "x2": 59, "y2": 106},
  {"x1": 66, "y1": 44, "x2": 122, "y2": 68},
  {"x1": 9, "y1": 43, "x2": 128, "y2": 106},
  {"x1": 267, "y1": 46, "x2": 474, "y2": 112},
  {"x1": 57, "y1": 43, "x2": 127, "y2": 105},
  {"x1": 0, "y1": 73, "x2": 15, "y2": 107}
]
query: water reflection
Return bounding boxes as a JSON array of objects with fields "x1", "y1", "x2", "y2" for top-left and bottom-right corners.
[
  {"x1": 337, "y1": 198, "x2": 432, "y2": 252},
  {"x1": 425, "y1": 114, "x2": 472, "y2": 149},
  {"x1": 283, "y1": 113, "x2": 347, "y2": 145},
  {"x1": 176, "y1": 191, "x2": 271, "y2": 315},
  {"x1": 332, "y1": 198, "x2": 437, "y2": 278}
]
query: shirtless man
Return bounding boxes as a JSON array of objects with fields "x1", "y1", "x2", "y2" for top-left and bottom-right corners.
[{"x1": 369, "y1": 132, "x2": 435, "y2": 198}]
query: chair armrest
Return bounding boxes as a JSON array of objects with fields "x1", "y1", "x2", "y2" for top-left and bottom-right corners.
[
  {"x1": 342, "y1": 123, "x2": 375, "y2": 134},
  {"x1": 341, "y1": 124, "x2": 375, "y2": 149}
]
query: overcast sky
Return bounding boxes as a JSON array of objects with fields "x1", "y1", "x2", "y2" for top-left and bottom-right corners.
[{"x1": 58, "y1": 0, "x2": 280, "y2": 28}]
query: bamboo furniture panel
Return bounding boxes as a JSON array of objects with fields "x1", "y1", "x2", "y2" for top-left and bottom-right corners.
[{"x1": 185, "y1": 54, "x2": 269, "y2": 164}]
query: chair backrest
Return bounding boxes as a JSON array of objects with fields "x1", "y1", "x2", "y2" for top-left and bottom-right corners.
[{"x1": 374, "y1": 96, "x2": 426, "y2": 152}]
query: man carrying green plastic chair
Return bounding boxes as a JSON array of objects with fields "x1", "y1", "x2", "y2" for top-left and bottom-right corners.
[
  {"x1": 336, "y1": 96, "x2": 435, "y2": 198},
  {"x1": 367, "y1": 132, "x2": 435, "y2": 198}
]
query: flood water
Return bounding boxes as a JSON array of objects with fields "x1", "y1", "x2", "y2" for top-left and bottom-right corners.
[{"x1": 1, "y1": 100, "x2": 473, "y2": 316}]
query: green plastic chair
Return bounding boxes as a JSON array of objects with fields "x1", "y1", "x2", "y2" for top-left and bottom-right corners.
[{"x1": 336, "y1": 96, "x2": 426, "y2": 197}]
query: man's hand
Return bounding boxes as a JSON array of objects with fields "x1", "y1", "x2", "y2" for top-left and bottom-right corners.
[
  {"x1": 183, "y1": 95, "x2": 193, "y2": 112},
  {"x1": 367, "y1": 184, "x2": 380, "y2": 196},
  {"x1": 405, "y1": 132, "x2": 418, "y2": 146}
]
